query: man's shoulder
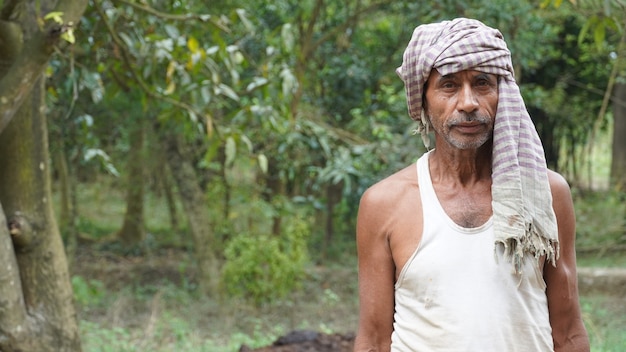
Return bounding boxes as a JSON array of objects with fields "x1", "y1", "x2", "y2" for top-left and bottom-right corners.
[
  {"x1": 361, "y1": 163, "x2": 419, "y2": 206},
  {"x1": 546, "y1": 169, "x2": 572, "y2": 195}
]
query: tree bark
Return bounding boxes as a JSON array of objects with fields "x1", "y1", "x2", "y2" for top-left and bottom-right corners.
[
  {"x1": 0, "y1": 1, "x2": 88, "y2": 350},
  {"x1": 161, "y1": 128, "x2": 220, "y2": 296},
  {"x1": 0, "y1": 77, "x2": 81, "y2": 351},
  {"x1": 262, "y1": 155, "x2": 284, "y2": 236},
  {"x1": 55, "y1": 138, "x2": 79, "y2": 264},
  {"x1": 610, "y1": 82, "x2": 626, "y2": 191},
  {"x1": 528, "y1": 106, "x2": 560, "y2": 171},
  {"x1": 117, "y1": 117, "x2": 146, "y2": 245},
  {"x1": 159, "y1": 161, "x2": 179, "y2": 232}
]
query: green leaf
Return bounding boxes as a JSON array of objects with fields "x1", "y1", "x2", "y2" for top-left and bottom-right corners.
[
  {"x1": 217, "y1": 83, "x2": 239, "y2": 101},
  {"x1": 281, "y1": 23, "x2": 295, "y2": 51},
  {"x1": 44, "y1": 11, "x2": 64, "y2": 24},
  {"x1": 578, "y1": 16, "x2": 597, "y2": 46},
  {"x1": 246, "y1": 77, "x2": 268, "y2": 92},
  {"x1": 258, "y1": 154, "x2": 268, "y2": 174},
  {"x1": 187, "y1": 36, "x2": 200, "y2": 52},
  {"x1": 236, "y1": 9, "x2": 255, "y2": 33},
  {"x1": 164, "y1": 24, "x2": 180, "y2": 39},
  {"x1": 241, "y1": 135, "x2": 253, "y2": 153},
  {"x1": 593, "y1": 22, "x2": 606, "y2": 50},
  {"x1": 62, "y1": 29, "x2": 76, "y2": 44},
  {"x1": 225, "y1": 136, "x2": 236, "y2": 167}
]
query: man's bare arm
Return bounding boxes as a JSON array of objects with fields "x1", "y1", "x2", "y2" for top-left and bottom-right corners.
[
  {"x1": 544, "y1": 171, "x2": 590, "y2": 352},
  {"x1": 354, "y1": 188, "x2": 396, "y2": 352}
]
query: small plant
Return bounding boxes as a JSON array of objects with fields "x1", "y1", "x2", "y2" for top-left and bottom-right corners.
[
  {"x1": 221, "y1": 217, "x2": 309, "y2": 305},
  {"x1": 72, "y1": 275, "x2": 105, "y2": 307}
]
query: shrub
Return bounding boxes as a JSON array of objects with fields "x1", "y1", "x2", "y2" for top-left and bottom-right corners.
[
  {"x1": 573, "y1": 190, "x2": 626, "y2": 249},
  {"x1": 221, "y1": 217, "x2": 309, "y2": 305}
]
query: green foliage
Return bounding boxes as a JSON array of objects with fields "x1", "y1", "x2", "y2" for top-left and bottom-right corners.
[
  {"x1": 579, "y1": 14, "x2": 620, "y2": 49},
  {"x1": 72, "y1": 276, "x2": 106, "y2": 307},
  {"x1": 581, "y1": 296, "x2": 626, "y2": 352},
  {"x1": 81, "y1": 322, "x2": 135, "y2": 352},
  {"x1": 80, "y1": 315, "x2": 281, "y2": 352},
  {"x1": 574, "y1": 190, "x2": 626, "y2": 248},
  {"x1": 221, "y1": 217, "x2": 309, "y2": 305}
]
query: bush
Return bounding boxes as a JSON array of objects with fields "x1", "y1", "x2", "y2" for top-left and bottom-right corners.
[
  {"x1": 573, "y1": 190, "x2": 626, "y2": 249},
  {"x1": 221, "y1": 217, "x2": 309, "y2": 305}
]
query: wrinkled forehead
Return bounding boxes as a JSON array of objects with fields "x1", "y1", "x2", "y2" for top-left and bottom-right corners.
[{"x1": 424, "y1": 68, "x2": 500, "y2": 88}]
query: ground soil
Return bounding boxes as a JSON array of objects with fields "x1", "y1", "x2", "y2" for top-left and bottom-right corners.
[{"x1": 238, "y1": 330, "x2": 354, "y2": 352}]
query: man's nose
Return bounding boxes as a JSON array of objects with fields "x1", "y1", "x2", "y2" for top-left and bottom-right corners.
[{"x1": 457, "y1": 85, "x2": 479, "y2": 113}]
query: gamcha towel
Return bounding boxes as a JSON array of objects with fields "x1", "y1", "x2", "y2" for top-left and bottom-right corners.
[{"x1": 396, "y1": 18, "x2": 559, "y2": 273}]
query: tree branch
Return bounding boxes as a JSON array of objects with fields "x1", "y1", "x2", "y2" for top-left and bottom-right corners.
[
  {"x1": 8, "y1": 212, "x2": 33, "y2": 249},
  {"x1": 0, "y1": 0, "x2": 89, "y2": 136},
  {"x1": 112, "y1": 0, "x2": 230, "y2": 33},
  {"x1": 309, "y1": 0, "x2": 392, "y2": 55},
  {"x1": 584, "y1": 18, "x2": 626, "y2": 187},
  {"x1": 93, "y1": 0, "x2": 218, "y2": 137}
]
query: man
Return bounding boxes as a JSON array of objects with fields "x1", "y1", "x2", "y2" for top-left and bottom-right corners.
[{"x1": 354, "y1": 18, "x2": 589, "y2": 352}]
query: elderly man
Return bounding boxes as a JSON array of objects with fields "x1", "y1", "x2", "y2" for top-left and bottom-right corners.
[{"x1": 354, "y1": 18, "x2": 589, "y2": 352}]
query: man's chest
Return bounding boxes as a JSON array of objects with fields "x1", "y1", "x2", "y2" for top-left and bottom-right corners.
[{"x1": 433, "y1": 184, "x2": 492, "y2": 228}]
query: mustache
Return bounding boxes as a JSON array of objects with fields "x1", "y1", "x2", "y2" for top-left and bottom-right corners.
[{"x1": 447, "y1": 112, "x2": 491, "y2": 126}]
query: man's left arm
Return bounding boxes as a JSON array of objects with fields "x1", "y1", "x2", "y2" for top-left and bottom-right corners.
[{"x1": 544, "y1": 170, "x2": 590, "y2": 352}]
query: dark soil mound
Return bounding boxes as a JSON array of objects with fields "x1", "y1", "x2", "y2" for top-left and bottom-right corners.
[{"x1": 239, "y1": 330, "x2": 355, "y2": 352}]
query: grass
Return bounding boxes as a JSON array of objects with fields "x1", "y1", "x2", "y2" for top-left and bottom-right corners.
[
  {"x1": 73, "y1": 259, "x2": 359, "y2": 352},
  {"x1": 577, "y1": 253, "x2": 626, "y2": 268},
  {"x1": 582, "y1": 294, "x2": 626, "y2": 352}
]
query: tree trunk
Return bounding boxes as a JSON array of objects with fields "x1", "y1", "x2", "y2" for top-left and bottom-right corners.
[
  {"x1": 55, "y1": 139, "x2": 79, "y2": 264},
  {"x1": 0, "y1": 78, "x2": 81, "y2": 351},
  {"x1": 528, "y1": 106, "x2": 560, "y2": 171},
  {"x1": 262, "y1": 155, "x2": 284, "y2": 236},
  {"x1": 610, "y1": 82, "x2": 626, "y2": 191},
  {"x1": 160, "y1": 162, "x2": 179, "y2": 232},
  {"x1": 0, "y1": 1, "x2": 87, "y2": 350},
  {"x1": 321, "y1": 181, "x2": 343, "y2": 260},
  {"x1": 117, "y1": 118, "x2": 146, "y2": 245},
  {"x1": 161, "y1": 128, "x2": 220, "y2": 296}
]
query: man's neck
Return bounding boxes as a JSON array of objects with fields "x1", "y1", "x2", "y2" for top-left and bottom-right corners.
[{"x1": 428, "y1": 142, "x2": 492, "y2": 187}]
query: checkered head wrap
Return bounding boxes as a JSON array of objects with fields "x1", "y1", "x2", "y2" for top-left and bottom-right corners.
[{"x1": 396, "y1": 18, "x2": 559, "y2": 273}]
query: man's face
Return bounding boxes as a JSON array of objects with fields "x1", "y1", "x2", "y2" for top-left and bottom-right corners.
[{"x1": 424, "y1": 69, "x2": 499, "y2": 150}]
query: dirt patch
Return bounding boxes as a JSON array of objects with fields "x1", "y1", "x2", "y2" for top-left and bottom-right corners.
[
  {"x1": 71, "y1": 245, "x2": 192, "y2": 290},
  {"x1": 239, "y1": 330, "x2": 354, "y2": 352}
]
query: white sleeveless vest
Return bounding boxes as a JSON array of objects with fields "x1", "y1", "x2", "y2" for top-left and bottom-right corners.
[{"x1": 390, "y1": 152, "x2": 554, "y2": 352}]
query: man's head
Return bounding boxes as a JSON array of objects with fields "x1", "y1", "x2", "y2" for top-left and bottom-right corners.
[
  {"x1": 424, "y1": 69, "x2": 498, "y2": 150},
  {"x1": 396, "y1": 18, "x2": 514, "y2": 149}
]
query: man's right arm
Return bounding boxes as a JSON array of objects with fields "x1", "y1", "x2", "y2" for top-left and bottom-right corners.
[{"x1": 354, "y1": 187, "x2": 396, "y2": 352}]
